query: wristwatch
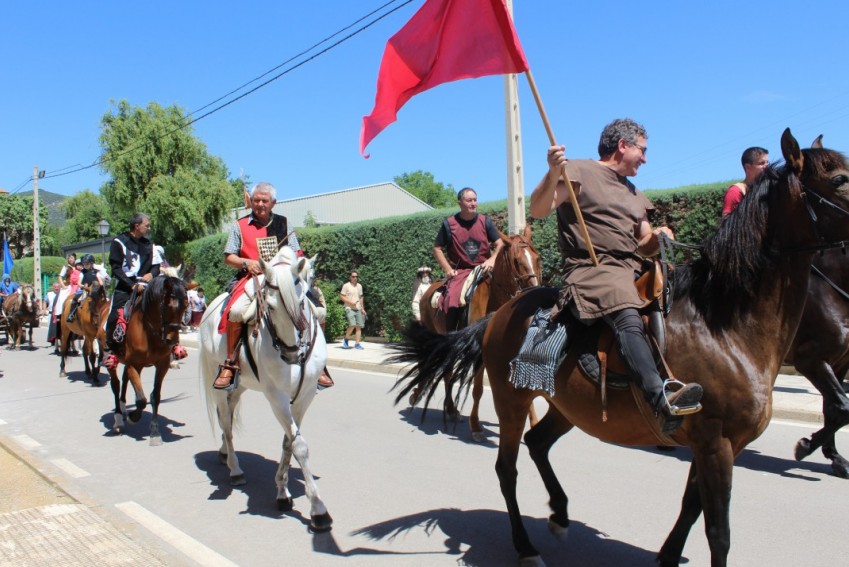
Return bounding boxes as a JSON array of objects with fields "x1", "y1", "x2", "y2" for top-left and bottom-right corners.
[{"x1": 242, "y1": 260, "x2": 249, "y2": 270}]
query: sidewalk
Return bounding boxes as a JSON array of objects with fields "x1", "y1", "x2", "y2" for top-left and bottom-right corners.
[{"x1": 177, "y1": 330, "x2": 824, "y2": 425}]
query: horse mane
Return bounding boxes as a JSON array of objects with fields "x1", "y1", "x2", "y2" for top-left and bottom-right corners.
[
  {"x1": 141, "y1": 275, "x2": 187, "y2": 315},
  {"x1": 268, "y1": 247, "x2": 305, "y2": 322},
  {"x1": 672, "y1": 162, "x2": 789, "y2": 325},
  {"x1": 674, "y1": 148, "x2": 846, "y2": 326}
]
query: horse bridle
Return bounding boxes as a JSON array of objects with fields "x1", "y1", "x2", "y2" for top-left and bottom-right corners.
[
  {"x1": 490, "y1": 241, "x2": 541, "y2": 296},
  {"x1": 260, "y1": 273, "x2": 318, "y2": 404}
]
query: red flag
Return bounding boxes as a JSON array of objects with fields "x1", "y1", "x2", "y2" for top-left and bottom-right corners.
[{"x1": 360, "y1": 0, "x2": 529, "y2": 157}]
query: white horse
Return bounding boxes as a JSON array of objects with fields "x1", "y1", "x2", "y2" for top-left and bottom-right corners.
[{"x1": 198, "y1": 247, "x2": 332, "y2": 531}]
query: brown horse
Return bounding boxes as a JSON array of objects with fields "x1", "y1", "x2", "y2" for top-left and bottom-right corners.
[
  {"x1": 390, "y1": 129, "x2": 849, "y2": 566},
  {"x1": 414, "y1": 226, "x2": 542, "y2": 439},
  {"x1": 785, "y1": 248, "x2": 849, "y2": 478},
  {"x1": 107, "y1": 276, "x2": 187, "y2": 444},
  {"x1": 59, "y1": 282, "x2": 109, "y2": 382},
  {"x1": 3, "y1": 284, "x2": 38, "y2": 349}
]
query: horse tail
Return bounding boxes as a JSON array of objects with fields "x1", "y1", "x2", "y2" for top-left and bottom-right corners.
[{"x1": 388, "y1": 315, "x2": 491, "y2": 413}]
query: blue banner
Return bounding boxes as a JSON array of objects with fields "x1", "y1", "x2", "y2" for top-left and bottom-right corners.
[{"x1": 3, "y1": 233, "x2": 13, "y2": 277}]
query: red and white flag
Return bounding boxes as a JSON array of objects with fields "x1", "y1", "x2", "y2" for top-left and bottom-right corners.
[{"x1": 360, "y1": 0, "x2": 529, "y2": 157}]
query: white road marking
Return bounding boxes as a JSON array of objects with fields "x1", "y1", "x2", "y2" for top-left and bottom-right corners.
[
  {"x1": 116, "y1": 501, "x2": 239, "y2": 567},
  {"x1": 11, "y1": 434, "x2": 41, "y2": 449},
  {"x1": 50, "y1": 457, "x2": 90, "y2": 478}
]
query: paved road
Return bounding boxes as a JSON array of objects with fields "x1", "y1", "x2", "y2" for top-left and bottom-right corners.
[{"x1": 1, "y1": 327, "x2": 847, "y2": 566}]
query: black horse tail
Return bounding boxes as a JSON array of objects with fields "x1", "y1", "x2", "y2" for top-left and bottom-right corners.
[{"x1": 387, "y1": 315, "x2": 491, "y2": 412}]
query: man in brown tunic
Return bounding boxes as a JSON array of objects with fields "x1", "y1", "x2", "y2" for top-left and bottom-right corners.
[{"x1": 529, "y1": 118, "x2": 702, "y2": 419}]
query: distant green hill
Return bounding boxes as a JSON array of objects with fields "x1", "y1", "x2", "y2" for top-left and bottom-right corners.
[{"x1": 18, "y1": 189, "x2": 67, "y2": 226}]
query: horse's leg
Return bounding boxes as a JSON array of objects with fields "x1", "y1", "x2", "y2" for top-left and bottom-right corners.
[
  {"x1": 275, "y1": 434, "x2": 295, "y2": 511},
  {"x1": 442, "y1": 372, "x2": 461, "y2": 424},
  {"x1": 58, "y1": 327, "x2": 70, "y2": 378},
  {"x1": 82, "y1": 336, "x2": 92, "y2": 378},
  {"x1": 657, "y1": 460, "x2": 704, "y2": 566},
  {"x1": 109, "y1": 368, "x2": 125, "y2": 434},
  {"x1": 793, "y1": 358, "x2": 849, "y2": 478},
  {"x1": 265, "y1": 389, "x2": 332, "y2": 532},
  {"x1": 216, "y1": 388, "x2": 246, "y2": 485},
  {"x1": 469, "y1": 367, "x2": 487, "y2": 442},
  {"x1": 523, "y1": 405, "x2": 574, "y2": 538},
  {"x1": 495, "y1": 394, "x2": 543, "y2": 565},
  {"x1": 148, "y1": 359, "x2": 170, "y2": 446},
  {"x1": 659, "y1": 436, "x2": 734, "y2": 567},
  {"x1": 125, "y1": 365, "x2": 147, "y2": 424}
]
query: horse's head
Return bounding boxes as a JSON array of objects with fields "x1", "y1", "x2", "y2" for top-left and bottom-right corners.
[
  {"x1": 780, "y1": 128, "x2": 849, "y2": 245},
  {"x1": 20, "y1": 285, "x2": 34, "y2": 312},
  {"x1": 141, "y1": 276, "x2": 187, "y2": 346},
  {"x1": 259, "y1": 246, "x2": 309, "y2": 364},
  {"x1": 497, "y1": 225, "x2": 543, "y2": 290}
]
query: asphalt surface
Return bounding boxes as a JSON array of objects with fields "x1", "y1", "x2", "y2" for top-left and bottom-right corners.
[{"x1": 0, "y1": 324, "x2": 832, "y2": 565}]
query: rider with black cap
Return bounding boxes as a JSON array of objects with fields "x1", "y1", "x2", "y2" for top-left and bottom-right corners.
[{"x1": 66, "y1": 254, "x2": 104, "y2": 322}]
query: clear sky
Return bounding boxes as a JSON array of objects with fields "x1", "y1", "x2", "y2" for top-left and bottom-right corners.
[{"x1": 3, "y1": 0, "x2": 849, "y2": 208}]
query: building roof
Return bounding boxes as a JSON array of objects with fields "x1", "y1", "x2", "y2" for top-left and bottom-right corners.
[{"x1": 234, "y1": 182, "x2": 432, "y2": 228}]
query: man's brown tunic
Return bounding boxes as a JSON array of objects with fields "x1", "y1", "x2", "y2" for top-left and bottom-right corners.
[{"x1": 556, "y1": 159, "x2": 654, "y2": 320}]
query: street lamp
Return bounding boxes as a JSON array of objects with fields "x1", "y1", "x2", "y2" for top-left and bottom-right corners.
[{"x1": 97, "y1": 219, "x2": 110, "y2": 263}]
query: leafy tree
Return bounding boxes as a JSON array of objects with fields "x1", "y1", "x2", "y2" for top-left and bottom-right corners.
[
  {"x1": 304, "y1": 210, "x2": 318, "y2": 228},
  {"x1": 98, "y1": 99, "x2": 242, "y2": 243},
  {"x1": 0, "y1": 195, "x2": 49, "y2": 259},
  {"x1": 58, "y1": 189, "x2": 114, "y2": 244},
  {"x1": 394, "y1": 170, "x2": 455, "y2": 208}
]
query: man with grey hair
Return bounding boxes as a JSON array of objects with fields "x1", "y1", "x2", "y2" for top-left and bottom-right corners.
[
  {"x1": 529, "y1": 118, "x2": 702, "y2": 428},
  {"x1": 214, "y1": 181, "x2": 300, "y2": 389}
]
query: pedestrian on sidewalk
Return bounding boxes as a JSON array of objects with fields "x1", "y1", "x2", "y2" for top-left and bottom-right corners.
[{"x1": 339, "y1": 271, "x2": 366, "y2": 350}]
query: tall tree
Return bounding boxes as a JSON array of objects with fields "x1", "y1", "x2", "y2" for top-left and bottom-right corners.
[
  {"x1": 58, "y1": 190, "x2": 113, "y2": 244},
  {"x1": 0, "y1": 195, "x2": 49, "y2": 259},
  {"x1": 98, "y1": 100, "x2": 241, "y2": 243},
  {"x1": 394, "y1": 170, "x2": 455, "y2": 208}
]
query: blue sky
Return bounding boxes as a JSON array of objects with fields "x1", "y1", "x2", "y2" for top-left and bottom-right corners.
[{"x1": 3, "y1": 0, "x2": 849, "y2": 208}]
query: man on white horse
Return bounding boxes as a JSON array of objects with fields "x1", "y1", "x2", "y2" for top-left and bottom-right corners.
[{"x1": 215, "y1": 182, "x2": 301, "y2": 390}]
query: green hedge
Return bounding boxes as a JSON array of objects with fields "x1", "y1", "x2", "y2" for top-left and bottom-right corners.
[{"x1": 177, "y1": 183, "x2": 731, "y2": 339}]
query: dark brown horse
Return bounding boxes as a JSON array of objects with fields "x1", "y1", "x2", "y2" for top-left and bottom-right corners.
[
  {"x1": 785, "y1": 248, "x2": 849, "y2": 478},
  {"x1": 390, "y1": 129, "x2": 849, "y2": 566},
  {"x1": 107, "y1": 276, "x2": 187, "y2": 445},
  {"x1": 415, "y1": 226, "x2": 542, "y2": 440},
  {"x1": 3, "y1": 284, "x2": 37, "y2": 349},
  {"x1": 59, "y1": 282, "x2": 109, "y2": 382}
]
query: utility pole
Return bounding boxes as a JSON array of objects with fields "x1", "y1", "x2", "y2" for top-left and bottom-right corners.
[
  {"x1": 32, "y1": 166, "x2": 42, "y2": 307},
  {"x1": 503, "y1": 0, "x2": 525, "y2": 235}
]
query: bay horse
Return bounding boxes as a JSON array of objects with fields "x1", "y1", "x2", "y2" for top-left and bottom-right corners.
[
  {"x1": 107, "y1": 276, "x2": 187, "y2": 445},
  {"x1": 59, "y1": 282, "x2": 109, "y2": 382},
  {"x1": 389, "y1": 129, "x2": 849, "y2": 566},
  {"x1": 198, "y1": 247, "x2": 332, "y2": 533},
  {"x1": 3, "y1": 284, "x2": 37, "y2": 350},
  {"x1": 414, "y1": 226, "x2": 542, "y2": 440}
]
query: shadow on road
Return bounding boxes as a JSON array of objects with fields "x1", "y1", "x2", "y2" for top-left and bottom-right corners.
[
  {"x1": 397, "y1": 407, "x2": 499, "y2": 448},
  {"x1": 345, "y1": 507, "x2": 665, "y2": 566}
]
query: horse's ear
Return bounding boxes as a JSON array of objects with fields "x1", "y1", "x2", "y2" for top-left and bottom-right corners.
[
  {"x1": 259, "y1": 258, "x2": 270, "y2": 278},
  {"x1": 781, "y1": 128, "x2": 804, "y2": 175},
  {"x1": 522, "y1": 224, "x2": 532, "y2": 240},
  {"x1": 309, "y1": 254, "x2": 318, "y2": 265},
  {"x1": 292, "y1": 257, "x2": 307, "y2": 279},
  {"x1": 499, "y1": 230, "x2": 511, "y2": 246},
  {"x1": 811, "y1": 134, "x2": 824, "y2": 149}
]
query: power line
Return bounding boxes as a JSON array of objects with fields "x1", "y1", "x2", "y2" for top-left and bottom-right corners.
[{"x1": 41, "y1": 0, "x2": 415, "y2": 182}]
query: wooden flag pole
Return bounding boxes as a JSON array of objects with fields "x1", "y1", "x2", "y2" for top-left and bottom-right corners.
[{"x1": 523, "y1": 69, "x2": 598, "y2": 266}]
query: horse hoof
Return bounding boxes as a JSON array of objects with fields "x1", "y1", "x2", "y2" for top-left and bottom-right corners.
[
  {"x1": 309, "y1": 512, "x2": 333, "y2": 533},
  {"x1": 229, "y1": 474, "x2": 246, "y2": 486},
  {"x1": 218, "y1": 452, "x2": 228, "y2": 465},
  {"x1": 59, "y1": 371, "x2": 67, "y2": 378},
  {"x1": 277, "y1": 497, "x2": 293, "y2": 511},
  {"x1": 795, "y1": 438, "x2": 812, "y2": 461},
  {"x1": 112, "y1": 426, "x2": 123, "y2": 435},
  {"x1": 471, "y1": 430, "x2": 486, "y2": 443},
  {"x1": 519, "y1": 556, "x2": 546, "y2": 567},
  {"x1": 408, "y1": 392, "x2": 419, "y2": 406},
  {"x1": 547, "y1": 518, "x2": 569, "y2": 541},
  {"x1": 149, "y1": 435, "x2": 163, "y2": 447},
  {"x1": 832, "y1": 462, "x2": 849, "y2": 479}
]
